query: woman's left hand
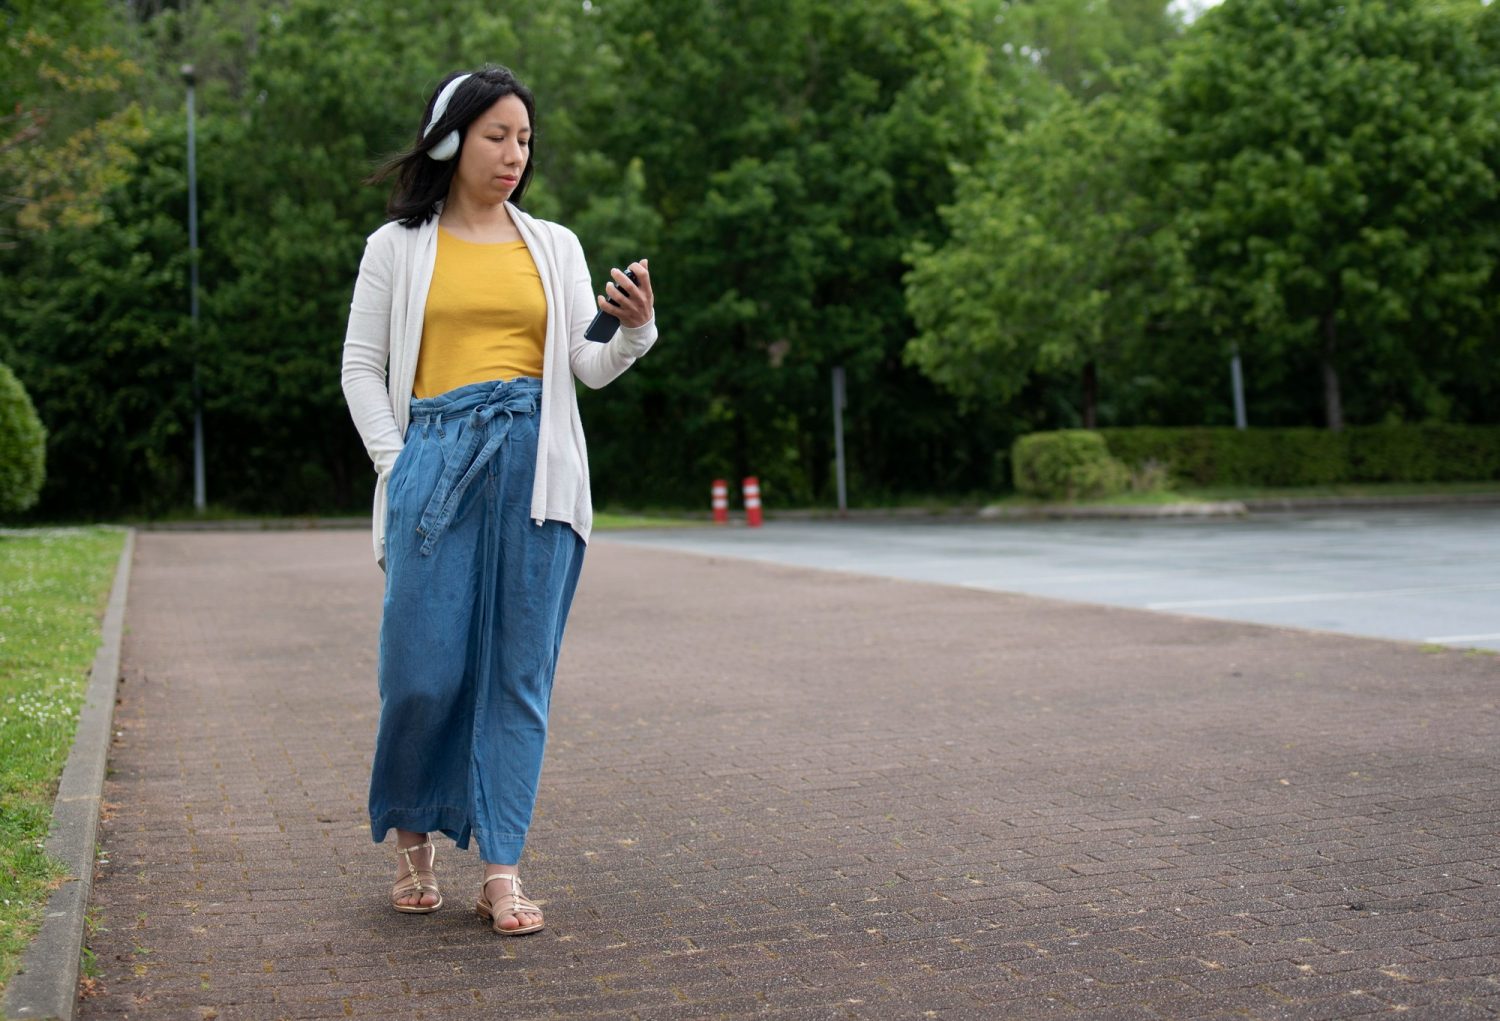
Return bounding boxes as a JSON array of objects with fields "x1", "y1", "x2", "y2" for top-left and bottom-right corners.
[{"x1": 600, "y1": 258, "x2": 654, "y2": 329}]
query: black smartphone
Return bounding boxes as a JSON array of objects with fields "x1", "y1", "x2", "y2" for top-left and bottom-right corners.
[{"x1": 584, "y1": 267, "x2": 640, "y2": 343}]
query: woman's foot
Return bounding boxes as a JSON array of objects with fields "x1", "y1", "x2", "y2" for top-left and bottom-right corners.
[
  {"x1": 477, "y1": 870, "x2": 544, "y2": 934},
  {"x1": 391, "y1": 834, "x2": 441, "y2": 912}
]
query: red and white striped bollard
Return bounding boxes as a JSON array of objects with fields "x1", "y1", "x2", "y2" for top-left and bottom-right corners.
[
  {"x1": 742, "y1": 476, "x2": 763, "y2": 527},
  {"x1": 711, "y1": 479, "x2": 729, "y2": 525}
]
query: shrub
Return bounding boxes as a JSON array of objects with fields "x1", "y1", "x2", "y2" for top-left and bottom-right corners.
[
  {"x1": 1347, "y1": 425, "x2": 1500, "y2": 482},
  {"x1": 0, "y1": 362, "x2": 46, "y2": 515},
  {"x1": 1127, "y1": 457, "x2": 1172, "y2": 494},
  {"x1": 1012, "y1": 430, "x2": 1129, "y2": 501},
  {"x1": 1097, "y1": 425, "x2": 1500, "y2": 487}
]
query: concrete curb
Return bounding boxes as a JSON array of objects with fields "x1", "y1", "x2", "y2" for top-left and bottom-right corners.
[
  {"x1": 763, "y1": 501, "x2": 1250, "y2": 522},
  {"x1": 1243, "y1": 491, "x2": 1500, "y2": 512},
  {"x1": 763, "y1": 492, "x2": 1500, "y2": 523},
  {"x1": 977, "y1": 500, "x2": 1248, "y2": 520},
  {"x1": 136, "y1": 516, "x2": 365, "y2": 531},
  {"x1": 4, "y1": 528, "x2": 135, "y2": 1021}
]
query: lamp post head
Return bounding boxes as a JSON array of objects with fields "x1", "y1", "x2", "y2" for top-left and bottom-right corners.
[{"x1": 181, "y1": 64, "x2": 196, "y2": 87}]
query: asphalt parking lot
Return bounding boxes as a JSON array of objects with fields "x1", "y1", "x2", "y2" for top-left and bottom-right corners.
[{"x1": 604, "y1": 506, "x2": 1500, "y2": 652}]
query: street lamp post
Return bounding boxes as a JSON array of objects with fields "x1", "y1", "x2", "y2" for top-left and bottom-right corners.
[
  {"x1": 831, "y1": 366, "x2": 848, "y2": 516},
  {"x1": 183, "y1": 64, "x2": 206, "y2": 512}
]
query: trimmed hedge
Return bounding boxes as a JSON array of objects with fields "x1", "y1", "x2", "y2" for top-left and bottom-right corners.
[
  {"x1": 1096, "y1": 424, "x2": 1500, "y2": 487},
  {"x1": 0, "y1": 361, "x2": 46, "y2": 515},
  {"x1": 1012, "y1": 430, "x2": 1129, "y2": 500}
]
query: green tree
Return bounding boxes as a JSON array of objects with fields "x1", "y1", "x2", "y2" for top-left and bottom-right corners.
[
  {"x1": 904, "y1": 83, "x2": 1184, "y2": 429},
  {"x1": 10, "y1": 0, "x2": 1286, "y2": 516},
  {"x1": 974, "y1": 0, "x2": 1183, "y2": 100},
  {"x1": 576, "y1": 0, "x2": 1016, "y2": 505},
  {"x1": 195, "y1": 0, "x2": 639, "y2": 509},
  {"x1": 0, "y1": 0, "x2": 629, "y2": 517},
  {"x1": 1155, "y1": 0, "x2": 1500, "y2": 430},
  {"x1": 0, "y1": 109, "x2": 195, "y2": 516},
  {"x1": 0, "y1": 0, "x2": 148, "y2": 245},
  {"x1": 162, "y1": 0, "x2": 615, "y2": 512}
]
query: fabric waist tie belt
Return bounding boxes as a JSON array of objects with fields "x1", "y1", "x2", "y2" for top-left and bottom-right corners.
[{"x1": 413, "y1": 383, "x2": 539, "y2": 556}]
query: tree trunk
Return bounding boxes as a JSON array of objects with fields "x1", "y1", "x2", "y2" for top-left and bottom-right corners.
[
  {"x1": 1321, "y1": 313, "x2": 1343, "y2": 432},
  {"x1": 1082, "y1": 359, "x2": 1098, "y2": 429}
]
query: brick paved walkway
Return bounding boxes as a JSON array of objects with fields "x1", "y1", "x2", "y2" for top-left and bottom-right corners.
[{"x1": 79, "y1": 531, "x2": 1500, "y2": 1020}]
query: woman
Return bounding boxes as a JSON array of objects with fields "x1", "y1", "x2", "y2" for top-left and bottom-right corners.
[{"x1": 341, "y1": 65, "x2": 656, "y2": 935}]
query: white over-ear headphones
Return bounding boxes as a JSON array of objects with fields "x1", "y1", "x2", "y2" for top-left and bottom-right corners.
[{"x1": 423, "y1": 73, "x2": 473, "y2": 161}]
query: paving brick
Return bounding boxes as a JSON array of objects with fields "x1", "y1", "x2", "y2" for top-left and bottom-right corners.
[
  {"x1": 1366, "y1": 1005, "x2": 1500, "y2": 1021},
  {"x1": 1246, "y1": 992, "x2": 1391, "y2": 1020},
  {"x1": 74, "y1": 533, "x2": 1500, "y2": 1020}
]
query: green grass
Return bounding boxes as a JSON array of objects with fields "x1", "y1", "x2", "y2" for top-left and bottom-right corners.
[
  {"x1": 980, "y1": 489, "x2": 1199, "y2": 508},
  {"x1": 591, "y1": 511, "x2": 704, "y2": 530},
  {"x1": 0, "y1": 527, "x2": 125, "y2": 997}
]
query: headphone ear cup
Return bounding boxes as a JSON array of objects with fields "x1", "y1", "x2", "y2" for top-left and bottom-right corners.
[{"x1": 427, "y1": 129, "x2": 460, "y2": 161}]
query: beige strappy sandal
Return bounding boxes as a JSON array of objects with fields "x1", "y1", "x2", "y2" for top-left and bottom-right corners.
[
  {"x1": 476, "y1": 873, "x2": 545, "y2": 935},
  {"x1": 391, "y1": 839, "x2": 442, "y2": 914}
]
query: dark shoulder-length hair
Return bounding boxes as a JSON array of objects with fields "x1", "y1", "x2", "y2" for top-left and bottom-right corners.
[{"x1": 369, "y1": 64, "x2": 538, "y2": 228}]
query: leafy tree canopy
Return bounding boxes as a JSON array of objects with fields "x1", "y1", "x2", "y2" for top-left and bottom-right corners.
[{"x1": 1156, "y1": 0, "x2": 1500, "y2": 429}]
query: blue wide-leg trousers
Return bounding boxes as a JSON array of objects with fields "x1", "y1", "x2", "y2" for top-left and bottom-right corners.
[{"x1": 369, "y1": 376, "x2": 584, "y2": 865}]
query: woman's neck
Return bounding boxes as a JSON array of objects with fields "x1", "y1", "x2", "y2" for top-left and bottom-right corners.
[{"x1": 439, "y1": 189, "x2": 521, "y2": 243}]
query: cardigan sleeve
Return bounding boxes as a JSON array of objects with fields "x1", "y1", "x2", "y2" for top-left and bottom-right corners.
[
  {"x1": 562, "y1": 227, "x2": 657, "y2": 389},
  {"x1": 341, "y1": 230, "x2": 406, "y2": 476}
]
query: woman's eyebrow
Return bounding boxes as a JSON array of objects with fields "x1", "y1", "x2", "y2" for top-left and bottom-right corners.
[{"x1": 480, "y1": 120, "x2": 531, "y2": 133}]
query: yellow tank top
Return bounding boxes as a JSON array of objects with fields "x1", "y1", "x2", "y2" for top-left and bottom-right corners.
[{"x1": 413, "y1": 228, "x2": 547, "y2": 398}]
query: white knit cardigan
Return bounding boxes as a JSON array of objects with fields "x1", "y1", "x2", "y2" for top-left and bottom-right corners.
[{"x1": 340, "y1": 202, "x2": 657, "y2": 568}]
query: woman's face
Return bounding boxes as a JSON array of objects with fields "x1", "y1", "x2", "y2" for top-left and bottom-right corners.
[{"x1": 453, "y1": 93, "x2": 531, "y2": 203}]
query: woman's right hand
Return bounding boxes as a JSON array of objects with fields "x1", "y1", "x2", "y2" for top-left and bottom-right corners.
[{"x1": 599, "y1": 258, "x2": 654, "y2": 329}]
